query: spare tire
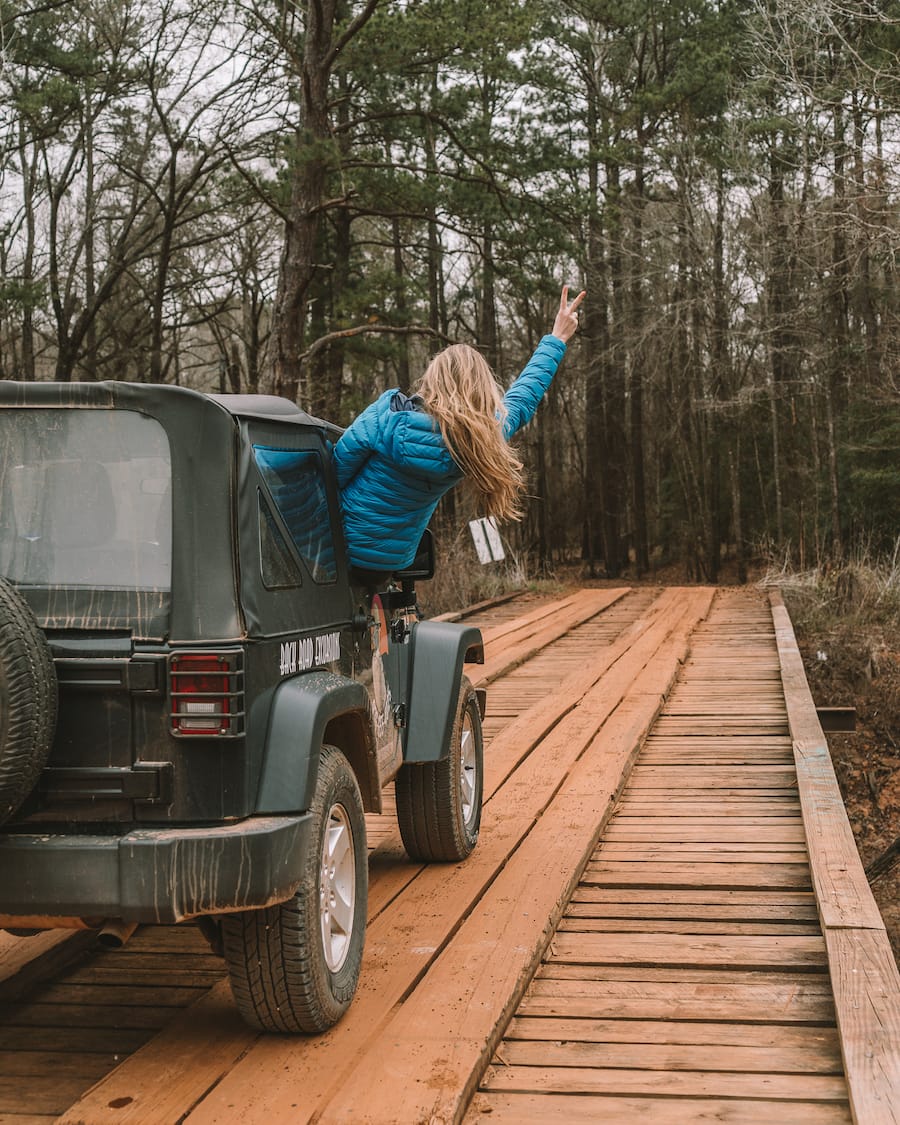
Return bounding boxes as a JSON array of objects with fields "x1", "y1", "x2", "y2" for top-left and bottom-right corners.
[{"x1": 0, "y1": 578, "x2": 57, "y2": 823}]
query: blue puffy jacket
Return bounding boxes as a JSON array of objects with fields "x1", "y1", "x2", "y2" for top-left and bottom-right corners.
[{"x1": 333, "y1": 334, "x2": 567, "y2": 571}]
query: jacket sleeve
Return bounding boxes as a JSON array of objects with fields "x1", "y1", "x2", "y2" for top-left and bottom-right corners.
[
  {"x1": 501, "y1": 335, "x2": 567, "y2": 439},
  {"x1": 333, "y1": 399, "x2": 382, "y2": 488}
]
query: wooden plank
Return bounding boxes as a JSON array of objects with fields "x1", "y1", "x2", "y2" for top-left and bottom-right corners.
[
  {"x1": 606, "y1": 817, "x2": 804, "y2": 827},
  {"x1": 618, "y1": 787, "x2": 802, "y2": 798},
  {"x1": 598, "y1": 841, "x2": 808, "y2": 853},
  {"x1": 0, "y1": 1051, "x2": 115, "y2": 1078},
  {"x1": 0, "y1": 930, "x2": 97, "y2": 1002},
  {"x1": 0, "y1": 1115, "x2": 57, "y2": 1125},
  {"x1": 626, "y1": 768, "x2": 799, "y2": 786},
  {"x1": 557, "y1": 918, "x2": 821, "y2": 935},
  {"x1": 473, "y1": 588, "x2": 629, "y2": 685},
  {"x1": 63, "y1": 966, "x2": 225, "y2": 988},
  {"x1": 0, "y1": 1078, "x2": 100, "y2": 1116},
  {"x1": 594, "y1": 847, "x2": 808, "y2": 863},
  {"x1": 504, "y1": 1017, "x2": 841, "y2": 1049},
  {"x1": 516, "y1": 990, "x2": 836, "y2": 1024},
  {"x1": 583, "y1": 861, "x2": 811, "y2": 888},
  {"x1": 121, "y1": 926, "x2": 209, "y2": 953},
  {"x1": 476, "y1": 591, "x2": 586, "y2": 645},
  {"x1": 770, "y1": 597, "x2": 885, "y2": 932},
  {"x1": 546, "y1": 932, "x2": 827, "y2": 969},
  {"x1": 536, "y1": 966, "x2": 834, "y2": 986},
  {"x1": 67, "y1": 590, "x2": 702, "y2": 1125},
  {"x1": 361, "y1": 840, "x2": 421, "y2": 918},
  {"x1": 572, "y1": 887, "x2": 818, "y2": 907},
  {"x1": 432, "y1": 588, "x2": 523, "y2": 624},
  {"x1": 309, "y1": 592, "x2": 717, "y2": 1125},
  {"x1": 0, "y1": 1025, "x2": 150, "y2": 1053},
  {"x1": 465, "y1": 1092, "x2": 853, "y2": 1124},
  {"x1": 825, "y1": 928, "x2": 900, "y2": 1125},
  {"x1": 26, "y1": 983, "x2": 208, "y2": 1007},
  {"x1": 71, "y1": 952, "x2": 226, "y2": 973},
  {"x1": 600, "y1": 826, "x2": 809, "y2": 843},
  {"x1": 614, "y1": 802, "x2": 802, "y2": 814},
  {"x1": 0, "y1": 1002, "x2": 172, "y2": 1030},
  {"x1": 770, "y1": 594, "x2": 900, "y2": 1124},
  {"x1": 478, "y1": 587, "x2": 691, "y2": 796},
  {"x1": 496, "y1": 1036, "x2": 844, "y2": 1073},
  {"x1": 638, "y1": 753, "x2": 795, "y2": 765},
  {"x1": 480, "y1": 1065, "x2": 849, "y2": 1101},
  {"x1": 567, "y1": 900, "x2": 820, "y2": 921},
  {"x1": 57, "y1": 985, "x2": 258, "y2": 1125},
  {"x1": 792, "y1": 737, "x2": 887, "y2": 931}
]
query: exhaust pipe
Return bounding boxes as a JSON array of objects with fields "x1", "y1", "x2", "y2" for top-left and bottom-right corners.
[{"x1": 97, "y1": 919, "x2": 138, "y2": 949}]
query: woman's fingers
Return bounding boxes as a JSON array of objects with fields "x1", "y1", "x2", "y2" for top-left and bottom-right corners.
[{"x1": 551, "y1": 285, "x2": 587, "y2": 342}]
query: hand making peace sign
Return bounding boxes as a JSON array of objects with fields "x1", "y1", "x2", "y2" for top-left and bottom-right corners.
[{"x1": 551, "y1": 285, "x2": 587, "y2": 343}]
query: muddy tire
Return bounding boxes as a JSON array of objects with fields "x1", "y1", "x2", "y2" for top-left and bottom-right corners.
[
  {"x1": 221, "y1": 745, "x2": 367, "y2": 1033},
  {"x1": 395, "y1": 675, "x2": 483, "y2": 863},
  {"x1": 0, "y1": 578, "x2": 57, "y2": 823}
]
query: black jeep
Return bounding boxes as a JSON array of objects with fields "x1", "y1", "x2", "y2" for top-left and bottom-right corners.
[{"x1": 0, "y1": 381, "x2": 485, "y2": 1033}]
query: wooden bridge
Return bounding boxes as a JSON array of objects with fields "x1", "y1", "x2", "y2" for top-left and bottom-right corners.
[{"x1": 0, "y1": 586, "x2": 898, "y2": 1124}]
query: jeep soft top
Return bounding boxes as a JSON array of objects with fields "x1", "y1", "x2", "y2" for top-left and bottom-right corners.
[{"x1": 0, "y1": 380, "x2": 484, "y2": 1033}]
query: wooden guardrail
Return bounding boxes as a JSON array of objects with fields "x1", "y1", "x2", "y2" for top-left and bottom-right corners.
[{"x1": 771, "y1": 590, "x2": 900, "y2": 1125}]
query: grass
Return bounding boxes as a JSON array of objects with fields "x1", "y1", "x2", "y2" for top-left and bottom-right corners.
[
  {"x1": 418, "y1": 524, "x2": 572, "y2": 617},
  {"x1": 758, "y1": 540, "x2": 900, "y2": 639}
]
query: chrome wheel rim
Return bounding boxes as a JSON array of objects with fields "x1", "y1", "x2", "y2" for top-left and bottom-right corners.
[
  {"x1": 459, "y1": 710, "x2": 477, "y2": 828},
  {"x1": 319, "y1": 803, "x2": 356, "y2": 973}
]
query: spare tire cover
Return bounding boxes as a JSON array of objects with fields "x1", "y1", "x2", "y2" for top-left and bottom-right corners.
[{"x1": 0, "y1": 578, "x2": 57, "y2": 822}]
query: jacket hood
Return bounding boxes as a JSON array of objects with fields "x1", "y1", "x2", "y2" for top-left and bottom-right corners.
[{"x1": 380, "y1": 393, "x2": 461, "y2": 482}]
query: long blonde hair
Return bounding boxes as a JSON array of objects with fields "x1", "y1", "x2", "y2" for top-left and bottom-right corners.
[{"x1": 415, "y1": 343, "x2": 524, "y2": 521}]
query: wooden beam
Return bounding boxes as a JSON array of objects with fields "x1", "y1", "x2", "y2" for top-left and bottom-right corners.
[{"x1": 770, "y1": 592, "x2": 900, "y2": 1125}]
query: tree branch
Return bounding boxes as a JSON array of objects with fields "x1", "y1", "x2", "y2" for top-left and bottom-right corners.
[
  {"x1": 325, "y1": 0, "x2": 382, "y2": 72},
  {"x1": 298, "y1": 322, "x2": 441, "y2": 363}
]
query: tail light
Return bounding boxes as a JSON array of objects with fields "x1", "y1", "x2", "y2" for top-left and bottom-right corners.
[{"x1": 169, "y1": 650, "x2": 245, "y2": 737}]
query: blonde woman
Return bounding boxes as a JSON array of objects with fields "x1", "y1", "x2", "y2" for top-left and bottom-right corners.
[{"x1": 334, "y1": 285, "x2": 585, "y2": 582}]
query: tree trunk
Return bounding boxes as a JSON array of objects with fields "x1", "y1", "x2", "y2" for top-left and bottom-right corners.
[
  {"x1": 583, "y1": 86, "x2": 606, "y2": 576},
  {"x1": 84, "y1": 91, "x2": 98, "y2": 380},
  {"x1": 425, "y1": 72, "x2": 447, "y2": 354},
  {"x1": 730, "y1": 444, "x2": 747, "y2": 584},
  {"x1": 603, "y1": 158, "x2": 628, "y2": 578},
  {"x1": 271, "y1": 0, "x2": 339, "y2": 406},
  {"x1": 149, "y1": 159, "x2": 177, "y2": 385},
  {"x1": 17, "y1": 121, "x2": 37, "y2": 381},
  {"x1": 479, "y1": 223, "x2": 498, "y2": 370},
  {"x1": 392, "y1": 213, "x2": 410, "y2": 390},
  {"x1": 629, "y1": 144, "x2": 649, "y2": 574}
]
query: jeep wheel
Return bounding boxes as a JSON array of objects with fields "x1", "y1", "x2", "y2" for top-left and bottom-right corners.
[
  {"x1": 395, "y1": 675, "x2": 483, "y2": 863},
  {"x1": 221, "y1": 745, "x2": 367, "y2": 1034},
  {"x1": 0, "y1": 578, "x2": 57, "y2": 823}
]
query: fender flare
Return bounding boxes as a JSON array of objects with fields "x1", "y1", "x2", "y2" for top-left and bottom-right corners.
[
  {"x1": 256, "y1": 672, "x2": 374, "y2": 814},
  {"x1": 403, "y1": 621, "x2": 484, "y2": 764}
]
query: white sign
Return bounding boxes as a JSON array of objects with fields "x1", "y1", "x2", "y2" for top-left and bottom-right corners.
[
  {"x1": 469, "y1": 516, "x2": 505, "y2": 564},
  {"x1": 279, "y1": 631, "x2": 341, "y2": 677}
]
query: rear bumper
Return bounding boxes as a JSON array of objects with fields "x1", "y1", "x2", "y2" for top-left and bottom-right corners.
[{"x1": 0, "y1": 814, "x2": 312, "y2": 924}]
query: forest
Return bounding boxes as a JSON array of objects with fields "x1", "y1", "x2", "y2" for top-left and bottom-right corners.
[{"x1": 1, "y1": 0, "x2": 898, "y2": 580}]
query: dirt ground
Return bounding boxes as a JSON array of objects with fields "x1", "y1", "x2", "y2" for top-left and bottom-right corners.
[{"x1": 796, "y1": 629, "x2": 900, "y2": 967}]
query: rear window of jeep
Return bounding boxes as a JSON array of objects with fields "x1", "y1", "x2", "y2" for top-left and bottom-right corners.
[
  {"x1": 0, "y1": 409, "x2": 171, "y2": 590},
  {"x1": 253, "y1": 445, "x2": 337, "y2": 584}
]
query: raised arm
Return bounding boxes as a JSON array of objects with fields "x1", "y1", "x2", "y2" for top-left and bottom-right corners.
[{"x1": 502, "y1": 285, "x2": 586, "y2": 438}]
